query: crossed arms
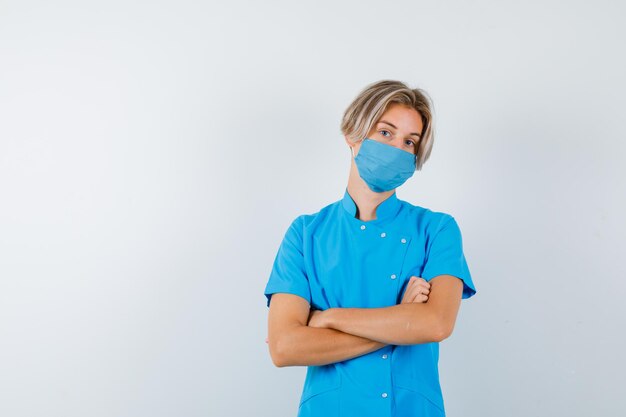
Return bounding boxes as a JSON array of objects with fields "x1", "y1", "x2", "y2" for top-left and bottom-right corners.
[{"x1": 266, "y1": 274, "x2": 464, "y2": 367}]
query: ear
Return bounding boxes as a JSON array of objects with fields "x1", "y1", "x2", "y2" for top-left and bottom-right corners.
[{"x1": 344, "y1": 135, "x2": 355, "y2": 155}]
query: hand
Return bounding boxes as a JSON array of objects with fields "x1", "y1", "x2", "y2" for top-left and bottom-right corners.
[
  {"x1": 401, "y1": 276, "x2": 431, "y2": 304},
  {"x1": 307, "y1": 308, "x2": 331, "y2": 328}
]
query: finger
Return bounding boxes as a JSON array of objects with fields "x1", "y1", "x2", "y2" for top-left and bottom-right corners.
[
  {"x1": 414, "y1": 277, "x2": 430, "y2": 287},
  {"x1": 414, "y1": 278, "x2": 430, "y2": 289},
  {"x1": 403, "y1": 284, "x2": 422, "y2": 303},
  {"x1": 407, "y1": 277, "x2": 425, "y2": 290},
  {"x1": 401, "y1": 289, "x2": 413, "y2": 303},
  {"x1": 410, "y1": 287, "x2": 429, "y2": 303},
  {"x1": 410, "y1": 277, "x2": 431, "y2": 292},
  {"x1": 401, "y1": 280, "x2": 416, "y2": 303},
  {"x1": 402, "y1": 277, "x2": 429, "y2": 303},
  {"x1": 410, "y1": 293, "x2": 428, "y2": 303},
  {"x1": 416, "y1": 283, "x2": 430, "y2": 295},
  {"x1": 412, "y1": 288, "x2": 429, "y2": 302}
]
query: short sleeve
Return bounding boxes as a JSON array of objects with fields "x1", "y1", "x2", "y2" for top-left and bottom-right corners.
[
  {"x1": 263, "y1": 215, "x2": 312, "y2": 308},
  {"x1": 421, "y1": 215, "x2": 476, "y2": 299}
]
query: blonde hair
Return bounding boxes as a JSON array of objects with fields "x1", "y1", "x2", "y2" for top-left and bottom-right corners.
[{"x1": 340, "y1": 79, "x2": 435, "y2": 171}]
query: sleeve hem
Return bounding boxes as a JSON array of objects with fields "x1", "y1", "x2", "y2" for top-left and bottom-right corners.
[
  {"x1": 421, "y1": 273, "x2": 477, "y2": 300},
  {"x1": 265, "y1": 289, "x2": 311, "y2": 308}
]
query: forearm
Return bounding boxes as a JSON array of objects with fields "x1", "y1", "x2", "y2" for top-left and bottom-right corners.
[
  {"x1": 274, "y1": 325, "x2": 387, "y2": 367},
  {"x1": 326, "y1": 303, "x2": 444, "y2": 345}
]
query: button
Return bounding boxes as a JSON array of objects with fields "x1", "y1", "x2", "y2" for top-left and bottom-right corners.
[
  {"x1": 360, "y1": 225, "x2": 366, "y2": 230},
  {"x1": 380, "y1": 232, "x2": 386, "y2": 238},
  {"x1": 381, "y1": 392, "x2": 388, "y2": 398},
  {"x1": 390, "y1": 274, "x2": 396, "y2": 280},
  {"x1": 381, "y1": 354, "x2": 388, "y2": 359},
  {"x1": 400, "y1": 238, "x2": 407, "y2": 244}
]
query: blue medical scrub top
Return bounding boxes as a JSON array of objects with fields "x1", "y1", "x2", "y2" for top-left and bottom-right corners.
[{"x1": 264, "y1": 187, "x2": 477, "y2": 417}]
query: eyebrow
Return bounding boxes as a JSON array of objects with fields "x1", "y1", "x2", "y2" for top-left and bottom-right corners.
[{"x1": 378, "y1": 120, "x2": 422, "y2": 138}]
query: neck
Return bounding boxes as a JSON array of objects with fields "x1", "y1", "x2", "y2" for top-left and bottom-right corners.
[{"x1": 346, "y1": 158, "x2": 395, "y2": 221}]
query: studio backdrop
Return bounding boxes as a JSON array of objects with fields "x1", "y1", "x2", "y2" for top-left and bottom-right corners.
[{"x1": 0, "y1": 1, "x2": 624, "y2": 416}]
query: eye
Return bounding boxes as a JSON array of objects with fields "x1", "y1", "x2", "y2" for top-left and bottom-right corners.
[
  {"x1": 405, "y1": 139, "x2": 416, "y2": 147},
  {"x1": 379, "y1": 129, "x2": 391, "y2": 138}
]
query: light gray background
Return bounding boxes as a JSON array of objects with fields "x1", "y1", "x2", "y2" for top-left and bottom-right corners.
[{"x1": 1, "y1": 1, "x2": 624, "y2": 416}]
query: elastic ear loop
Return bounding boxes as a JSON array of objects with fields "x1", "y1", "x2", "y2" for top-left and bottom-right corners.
[{"x1": 350, "y1": 138, "x2": 364, "y2": 158}]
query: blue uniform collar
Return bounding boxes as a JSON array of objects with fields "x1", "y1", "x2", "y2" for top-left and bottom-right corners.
[{"x1": 341, "y1": 187, "x2": 401, "y2": 222}]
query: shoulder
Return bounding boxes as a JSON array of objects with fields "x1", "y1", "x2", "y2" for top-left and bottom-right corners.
[
  {"x1": 285, "y1": 198, "x2": 341, "y2": 234},
  {"x1": 396, "y1": 197, "x2": 456, "y2": 231}
]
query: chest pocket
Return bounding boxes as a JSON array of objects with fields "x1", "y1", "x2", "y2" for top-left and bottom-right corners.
[{"x1": 310, "y1": 230, "x2": 417, "y2": 309}]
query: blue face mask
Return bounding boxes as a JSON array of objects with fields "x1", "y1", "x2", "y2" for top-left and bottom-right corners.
[{"x1": 353, "y1": 138, "x2": 417, "y2": 192}]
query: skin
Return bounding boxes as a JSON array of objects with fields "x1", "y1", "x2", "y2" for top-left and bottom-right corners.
[{"x1": 266, "y1": 102, "x2": 464, "y2": 367}]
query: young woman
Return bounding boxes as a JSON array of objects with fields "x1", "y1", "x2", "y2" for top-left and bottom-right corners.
[{"x1": 264, "y1": 79, "x2": 477, "y2": 417}]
